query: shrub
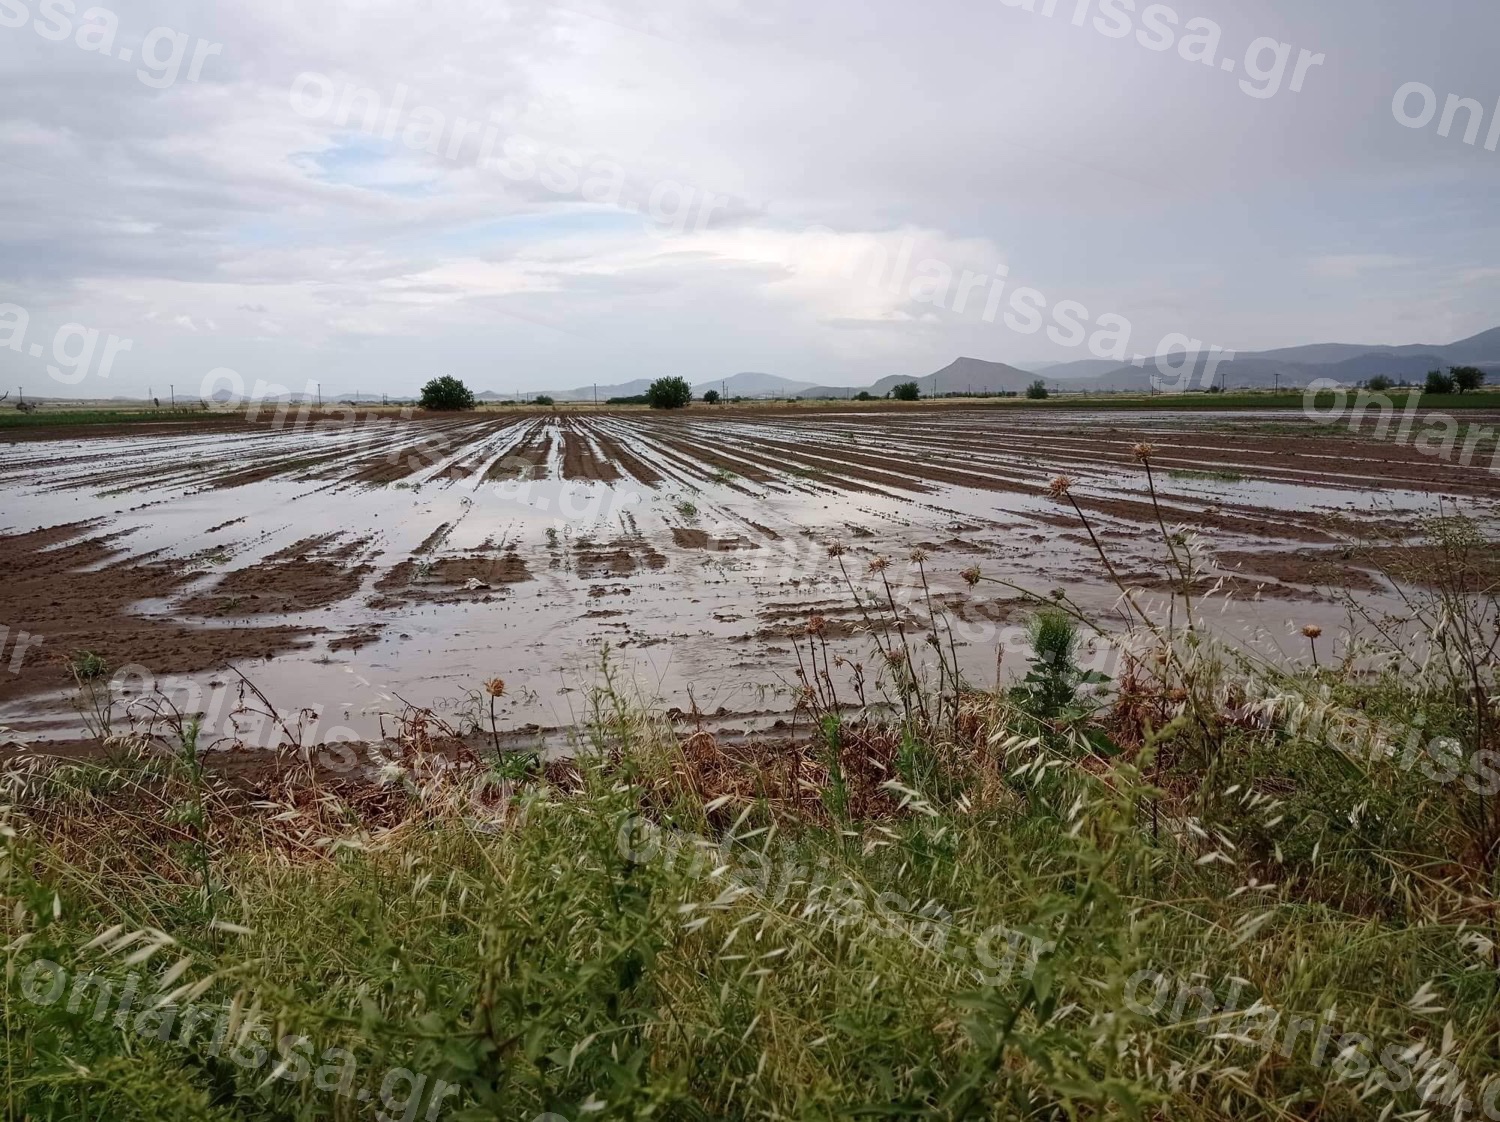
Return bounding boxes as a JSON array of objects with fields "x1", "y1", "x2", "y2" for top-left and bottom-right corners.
[
  {"x1": 1451, "y1": 365, "x2": 1486, "y2": 394},
  {"x1": 1424, "y1": 369, "x2": 1455, "y2": 395},
  {"x1": 701, "y1": 389, "x2": 721, "y2": 405},
  {"x1": 532, "y1": 395, "x2": 555, "y2": 406},
  {"x1": 855, "y1": 391, "x2": 873, "y2": 402},
  {"x1": 1025, "y1": 379, "x2": 1049, "y2": 400},
  {"x1": 1367, "y1": 374, "x2": 1394, "y2": 392},
  {"x1": 891, "y1": 382, "x2": 920, "y2": 401},
  {"x1": 645, "y1": 376, "x2": 693, "y2": 409},
  {"x1": 418, "y1": 376, "x2": 476, "y2": 411}
]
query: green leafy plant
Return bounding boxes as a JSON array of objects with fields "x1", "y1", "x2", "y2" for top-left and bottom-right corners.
[
  {"x1": 419, "y1": 375, "x2": 477, "y2": 411},
  {"x1": 645, "y1": 376, "x2": 693, "y2": 409},
  {"x1": 1451, "y1": 365, "x2": 1486, "y2": 394}
]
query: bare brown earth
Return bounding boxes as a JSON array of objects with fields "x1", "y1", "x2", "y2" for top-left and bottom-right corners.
[
  {"x1": 0, "y1": 523, "x2": 314, "y2": 706},
  {"x1": 181, "y1": 535, "x2": 377, "y2": 616}
]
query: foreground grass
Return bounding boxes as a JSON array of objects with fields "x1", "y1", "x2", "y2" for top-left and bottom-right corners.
[{"x1": 5, "y1": 670, "x2": 1500, "y2": 1119}]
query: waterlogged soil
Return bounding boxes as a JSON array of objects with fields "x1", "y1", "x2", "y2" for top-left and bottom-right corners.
[{"x1": 3, "y1": 405, "x2": 1498, "y2": 750}]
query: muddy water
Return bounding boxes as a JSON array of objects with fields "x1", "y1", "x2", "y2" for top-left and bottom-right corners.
[{"x1": 2, "y1": 408, "x2": 1495, "y2": 746}]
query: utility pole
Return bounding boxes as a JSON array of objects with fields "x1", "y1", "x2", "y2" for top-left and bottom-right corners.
[
  {"x1": 170, "y1": 384, "x2": 175, "y2": 408},
  {"x1": 593, "y1": 383, "x2": 597, "y2": 406}
]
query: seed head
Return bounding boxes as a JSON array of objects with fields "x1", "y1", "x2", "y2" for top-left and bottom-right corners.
[
  {"x1": 868, "y1": 556, "x2": 890, "y2": 574},
  {"x1": 827, "y1": 542, "x2": 846, "y2": 558},
  {"x1": 483, "y1": 677, "x2": 506, "y2": 698},
  {"x1": 1301, "y1": 624, "x2": 1323, "y2": 640},
  {"x1": 1133, "y1": 442, "x2": 1156, "y2": 463},
  {"x1": 909, "y1": 548, "x2": 928, "y2": 564},
  {"x1": 806, "y1": 615, "x2": 828, "y2": 637},
  {"x1": 1047, "y1": 475, "x2": 1074, "y2": 499},
  {"x1": 960, "y1": 566, "x2": 982, "y2": 587}
]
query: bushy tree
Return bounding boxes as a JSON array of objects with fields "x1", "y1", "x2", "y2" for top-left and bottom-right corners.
[
  {"x1": 891, "y1": 382, "x2": 921, "y2": 401},
  {"x1": 645, "y1": 376, "x2": 693, "y2": 409},
  {"x1": 1425, "y1": 369, "x2": 1455, "y2": 395},
  {"x1": 1025, "y1": 379, "x2": 1049, "y2": 400},
  {"x1": 533, "y1": 395, "x2": 555, "y2": 406},
  {"x1": 1367, "y1": 375, "x2": 1394, "y2": 392},
  {"x1": 419, "y1": 376, "x2": 476, "y2": 411},
  {"x1": 854, "y1": 391, "x2": 873, "y2": 402},
  {"x1": 1450, "y1": 366, "x2": 1486, "y2": 394},
  {"x1": 701, "y1": 389, "x2": 721, "y2": 405}
]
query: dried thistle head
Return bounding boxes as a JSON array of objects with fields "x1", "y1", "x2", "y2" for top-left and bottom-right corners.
[
  {"x1": 806, "y1": 615, "x2": 828, "y2": 637},
  {"x1": 1301, "y1": 624, "x2": 1323, "y2": 640},
  {"x1": 960, "y1": 566, "x2": 982, "y2": 587},
  {"x1": 1133, "y1": 442, "x2": 1156, "y2": 463},
  {"x1": 827, "y1": 542, "x2": 846, "y2": 558},
  {"x1": 483, "y1": 677, "x2": 506, "y2": 698},
  {"x1": 909, "y1": 548, "x2": 928, "y2": 564},
  {"x1": 884, "y1": 649, "x2": 906, "y2": 667},
  {"x1": 868, "y1": 556, "x2": 890, "y2": 574},
  {"x1": 1047, "y1": 475, "x2": 1074, "y2": 499}
]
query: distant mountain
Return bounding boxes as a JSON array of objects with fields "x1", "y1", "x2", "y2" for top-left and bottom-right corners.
[
  {"x1": 1024, "y1": 357, "x2": 1128, "y2": 381},
  {"x1": 1439, "y1": 325, "x2": 1500, "y2": 364},
  {"x1": 1029, "y1": 326, "x2": 1500, "y2": 394},
  {"x1": 538, "y1": 372, "x2": 816, "y2": 401},
  {"x1": 704, "y1": 371, "x2": 818, "y2": 397}
]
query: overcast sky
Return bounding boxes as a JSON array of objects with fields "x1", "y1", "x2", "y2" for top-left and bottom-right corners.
[{"x1": 2, "y1": 0, "x2": 1497, "y2": 398}]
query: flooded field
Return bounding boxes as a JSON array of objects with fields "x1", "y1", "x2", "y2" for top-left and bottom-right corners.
[{"x1": 4, "y1": 405, "x2": 1498, "y2": 749}]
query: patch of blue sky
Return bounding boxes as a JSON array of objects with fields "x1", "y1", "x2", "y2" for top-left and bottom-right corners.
[{"x1": 295, "y1": 133, "x2": 442, "y2": 197}]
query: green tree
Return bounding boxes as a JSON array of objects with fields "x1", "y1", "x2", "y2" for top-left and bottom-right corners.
[
  {"x1": 532, "y1": 395, "x2": 555, "y2": 406},
  {"x1": 854, "y1": 391, "x2": 873, "y2": 402},
  {"x1": 645, "y1": 376, "x2": 693, "y2": 409},
  {"x1": 1425, "y1": 369, "x2": 1455, "y2": 395},
  {"x1": 419, "y1": 375, "x2": 476, "y2": 411},
  {"x1": 1367, "y1": 375, "x2": 1394, "y2": 392},
  {"x1": 891, "y1": 382, "x2": 921, "y2": 401},
  {"x1": 1450, "y1": 366, "x2": 1486, "y2": 394},
  {"x1": 1026, "y1": 379, "x2": 1049, "y2": 400},
  {"x1": 701, "y1": 389, "x2": 721, "y2": 405}
]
